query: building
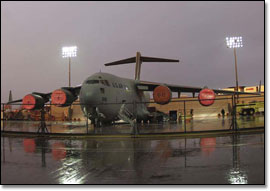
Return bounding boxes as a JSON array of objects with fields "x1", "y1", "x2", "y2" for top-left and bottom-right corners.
[
  {"x1": 222, "y1": 85, "x2": 264, "y2": 93},
  {"x1": 148, "y1": 85, "x2": 264, "y2": 120}
]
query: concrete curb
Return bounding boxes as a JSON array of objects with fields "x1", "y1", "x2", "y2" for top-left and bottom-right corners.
[{"x1": 1, "y1": 127, "x2": 264, "y2": 140}]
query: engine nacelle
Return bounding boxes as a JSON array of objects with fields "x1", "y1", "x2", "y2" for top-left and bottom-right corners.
[
  {"x1": 198, "y1": 88, "x2": 216, "y2": 106},
  {"x1": 51, "y1": 89, "x2": 77, "y2": 107},
  {"x1": 22, "y1": 94, "x2": 45, "y2": 110},
  {"x1": 153, "y1": 85, "x2": 172, "y2": 105}
]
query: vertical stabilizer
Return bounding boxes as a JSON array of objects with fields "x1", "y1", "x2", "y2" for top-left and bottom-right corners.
[
  {"x1": 5, "y1": 90, "x2": 13, "y2": 110},
  {"x1": 135, "y1": 52, "x2": 142, "y2": 80},
  {"x1": 8, "y1": 90, "x2": 13, "y2": 102}
]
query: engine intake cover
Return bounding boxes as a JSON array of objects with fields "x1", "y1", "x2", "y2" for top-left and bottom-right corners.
[
  {"x1": 198, "y1": 88, "x2": 216, "y2": 106},
  {"x1": 22, "y1": 94, "x2": 45, "y2": 110},
  {"x1": 51, "y1": 89, "x2": 76, "y2": 107},
  {"x1": 153, "y1": 85, "x2": 172, "y2": 105}
]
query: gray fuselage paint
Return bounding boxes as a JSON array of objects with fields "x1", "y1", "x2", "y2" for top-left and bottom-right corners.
[{"x1": 79, "y1": 72, "x2": 150, "y2": 122}]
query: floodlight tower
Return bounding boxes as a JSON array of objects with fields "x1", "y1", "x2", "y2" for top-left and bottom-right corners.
[
  {"x1": 62, "y1": 46, "x2": 77, "y2": 87},
  {"x1": 226, "y1": 37, "x2": 243, "y2": 101}
]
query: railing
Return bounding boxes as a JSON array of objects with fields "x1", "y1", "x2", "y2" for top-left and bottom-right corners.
[{"x1": 1, "y1": 95, "x2": 264, "y2": 135}]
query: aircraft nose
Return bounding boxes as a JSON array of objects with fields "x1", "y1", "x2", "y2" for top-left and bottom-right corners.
[{"x1": 79, "y1": 85, "x2": 99, "y2": 107}]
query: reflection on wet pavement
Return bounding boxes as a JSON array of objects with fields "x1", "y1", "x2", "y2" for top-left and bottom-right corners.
[
  {"x1": 1, "y1": 132, "x2": 264, "y2": 184},
  {"x1": 0, "y1": 115, "x2": 264, "y2": 134}
]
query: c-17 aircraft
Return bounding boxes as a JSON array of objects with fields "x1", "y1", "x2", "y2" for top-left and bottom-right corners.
[{"x1": 7, "y1": 52, "x2": 256, "y2": 127}]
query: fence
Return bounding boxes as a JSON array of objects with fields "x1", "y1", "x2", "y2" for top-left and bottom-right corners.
[{"x1": 1, "y1": 95, "x2": 264, "y2": 135}]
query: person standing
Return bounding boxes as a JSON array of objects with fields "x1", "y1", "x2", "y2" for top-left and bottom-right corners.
[{"x1": 221, "y1": 108, "x2": 225, "y2": 118}]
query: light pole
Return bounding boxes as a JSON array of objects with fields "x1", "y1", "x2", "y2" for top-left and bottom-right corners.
[
  {"x1": 62, "y1": 46, "x2": 77, "y2": 121},
  {"x1": 226, "y1": 36, "x2": 243, "y2": 102},
  {"x1": 62, "y1": 46, "x2": 77, "y2": 87}
]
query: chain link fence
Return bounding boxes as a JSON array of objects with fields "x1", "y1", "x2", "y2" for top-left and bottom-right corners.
[{"x1": 1, "y1": 95, "x2": 264, "y2": 135}]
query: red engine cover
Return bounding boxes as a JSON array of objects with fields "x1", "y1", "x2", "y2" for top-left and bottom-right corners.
[
  {"x1": 51, "y1": 89, "x2": 67, "y2": 105},
  {"x1": 51, "y1": 89, "x2": 76, "y2": 107},
  {"x1": 22, "y1": 94, "x2": 44, "y2": 110},
  {"x1": 198, "y1": 89, "x2": 216, "y2": 106},
  {"x1": 22, "y1": 94, "x2": 36, "y2": 110},
  {"x1": 153, "y1": 86, "x2": 172, "y2": 105}
]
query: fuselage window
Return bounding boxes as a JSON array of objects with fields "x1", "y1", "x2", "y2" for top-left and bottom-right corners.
[
  {"x1": 86, "y1": 80, "x2": 99, "y2": 84},
  {"x1": 111, "y1": 82, "x2": 128, "y2": 89},
  {"x1": 100, "y1": 80, "x2": 110, "y2": 87}
]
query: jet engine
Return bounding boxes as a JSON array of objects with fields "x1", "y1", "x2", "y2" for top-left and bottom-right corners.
[
  {"x1": 51, "y1": 89, "x2": 77, "y2": 107},
  {"x1": 153, "y1": 85, "x2": 172, "y2": 105},
  {"x1": 198, "y1": 88, "x2": 216, "y2": 106},
  {"x1": 22, "y1": 94, "x2": 45, "y2": 110}
]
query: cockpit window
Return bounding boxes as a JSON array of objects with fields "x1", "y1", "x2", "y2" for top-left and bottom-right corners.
[
  {"x1": 86, "y1": 80, "x2": 99, "y2": 84},
  {"x1": 100, "y1": 80, "x2": 105, "y2": 85},
  {"x1": 100, "y1": 80, "x2": 110, "y2": 87},
  {"x1": 105, "y1": 80, "x2": 110, "y2": 86},
  {"x1": 86, "y1": 79, "x2": 111, "y2": 86}
]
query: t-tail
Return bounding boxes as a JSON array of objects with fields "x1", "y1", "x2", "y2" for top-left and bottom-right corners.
[{"x1": 104, "y1": 52, "x2": 179, "y2": 80}]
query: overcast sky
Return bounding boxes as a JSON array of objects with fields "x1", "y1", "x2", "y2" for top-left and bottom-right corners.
[{"x1": 1, "y1": 1, "x2": 264, "y2": 102}]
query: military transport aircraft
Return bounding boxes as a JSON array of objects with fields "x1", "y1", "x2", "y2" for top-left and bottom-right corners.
[{"x1": 7, "y1": 52, "x2": 255, "y2": 127}]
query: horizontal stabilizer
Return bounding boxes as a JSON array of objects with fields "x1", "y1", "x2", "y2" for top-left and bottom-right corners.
[
  {"x1": 105, "y1": 57, "x2": 136, "y2": 66},
  {"x1": 105, "y1": 56, "x2": 179, "y2": 66},
  {"x1": 140, "y1": 56, "x2": 179, "y2": 63}
]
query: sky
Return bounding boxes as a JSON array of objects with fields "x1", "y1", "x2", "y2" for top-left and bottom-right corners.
[{"x1": 1, "y1": 1, "x2": 264, "y2": 102}]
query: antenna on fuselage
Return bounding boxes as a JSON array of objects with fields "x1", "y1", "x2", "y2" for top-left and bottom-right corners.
[{"x1": 104, "y1": 52, "x2": 179, "y2": 80}]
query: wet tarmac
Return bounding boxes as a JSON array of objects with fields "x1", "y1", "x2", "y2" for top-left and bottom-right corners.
[
  {"x1": 1, "y1": 132, "x2": 264, "y2": 184},
  {"x1": 1, "y1": 115, "x2": 265, "y2": 135}
]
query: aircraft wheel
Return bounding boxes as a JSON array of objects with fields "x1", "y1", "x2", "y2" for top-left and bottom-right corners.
[
  {"x1": 242, "y1": 109, "x2": 248, "y2": 116},
  {"x1": 94, "y1": 118, "x2": 100, "y2": 128},
  {"x1": 249, "y1": 109, "x2": 255, "y2": 115}
]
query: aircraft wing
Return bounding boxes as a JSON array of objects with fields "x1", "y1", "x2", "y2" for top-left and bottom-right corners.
[
  {"x1": 60, "y1": 86, "x2": 82, "y2": 96},
  {"x1": 6, "y1": 99, "x2": 23, "y2": 104},
  {"x1": 6, "y1": 85, "x2": 81, "y2": 104},
  {"x1": 135, "y1": 81, "x2": 259, "y2": 95}
]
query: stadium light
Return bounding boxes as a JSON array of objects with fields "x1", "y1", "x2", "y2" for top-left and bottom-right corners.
[
  {"x1": 226, "y1": 37, "x2": 243, "y2": 48},
  {"x1": 225, "y1": 36, "x2": 243, "y2": 102},
  {"x1": 62, "y1": 46, "x2": 77, "y2": 58},
  {"x1": 62, "y1": 46, "x2": 77, "y2": 87}
]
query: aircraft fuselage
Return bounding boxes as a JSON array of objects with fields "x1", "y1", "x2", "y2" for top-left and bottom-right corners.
[{"x1": 79, "y1": 72, "x2": 150, "y2": 122}]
